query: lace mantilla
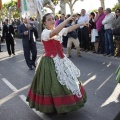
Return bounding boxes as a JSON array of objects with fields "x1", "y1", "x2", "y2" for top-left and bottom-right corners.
[{"x1": 53, "y1": 55, "x2": 82, "y2": 98}]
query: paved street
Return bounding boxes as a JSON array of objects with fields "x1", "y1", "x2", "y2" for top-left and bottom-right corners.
[{"x1": 0, "y1": 39, "x2": 120, "y2": 120}]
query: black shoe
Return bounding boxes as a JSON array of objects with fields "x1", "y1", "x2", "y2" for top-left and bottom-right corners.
[
  {"x1": 77, "y1": 54, "x2": 81, "y2": 57},
  {"x1": 103, "y1": 53, "x2": 107, "y2": 56},
  {"x1": 0, "y1": 50, "x2": 3, "y2": 52},
  {"x1": 13, "y1": 53, "x2": 15, "y2": 55},
  {"x1": 29, "y1": 67, "x2": 33, "y2": 70},
  {"x1": 60, "y1": 113, "x2": 68, "y2": 116},
  {"x1": 32, "y1": 63, "x2": 36, "y2": 68},
  {"x1": 108, "y1": 54, "x2": 113, "y2": 57},
  {"x1": 85, "y1": 49, "x2": 88, "y2": 52},
  {"x1": 93, "y1": 51, "x2": 96, "y2": 53}
]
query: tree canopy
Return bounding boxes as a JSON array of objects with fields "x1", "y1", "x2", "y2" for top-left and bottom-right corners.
[{"x1": 0, "y1": 0, "x2": 20, "y2": 20}]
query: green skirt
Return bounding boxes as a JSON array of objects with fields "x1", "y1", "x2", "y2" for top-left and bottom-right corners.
[
  {"x1": 116, "y1": 65, "x2": 120, "y2": 83},
  {"x1": 26, "y1": 56, "x2": 87, "y2": 113}
]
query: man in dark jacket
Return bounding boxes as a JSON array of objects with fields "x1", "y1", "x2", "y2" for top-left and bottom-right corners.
[
  {"x1": 18, "y1": 17, "x2": 38, "y2": 70},
  {"x1": 3, "y1": 19, "x2": 15, "y2": 56}
]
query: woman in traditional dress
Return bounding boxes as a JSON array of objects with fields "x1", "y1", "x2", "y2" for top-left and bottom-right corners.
[{"x1": 26, "y1": 13, "x2": 87, "y2": 114}]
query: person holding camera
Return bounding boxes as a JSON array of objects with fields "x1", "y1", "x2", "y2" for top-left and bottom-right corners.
[{"x1": 18, "y1": 17, "x2": 38, "y2": 70}]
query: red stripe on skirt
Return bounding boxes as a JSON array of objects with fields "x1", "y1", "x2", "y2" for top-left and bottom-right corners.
[{"x1": 27, "y1": 86, "x2": 85, "y2": 106}]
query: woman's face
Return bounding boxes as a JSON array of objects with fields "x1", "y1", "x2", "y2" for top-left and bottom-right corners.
[{"x1": 44, "y1": 14, "x2": 55, "y2": 29}]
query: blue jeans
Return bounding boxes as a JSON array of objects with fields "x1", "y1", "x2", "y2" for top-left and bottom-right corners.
[{"x1": 105, "y1": 29, "x2": 114, "y2": 55}]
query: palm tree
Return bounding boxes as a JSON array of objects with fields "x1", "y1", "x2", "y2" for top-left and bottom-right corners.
[{"x1": 60, "y1": 0, "x2": 66, "y2": 14}]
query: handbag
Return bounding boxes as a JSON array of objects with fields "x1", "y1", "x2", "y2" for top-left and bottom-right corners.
[{"x1": 113, "y1": 27, "x2": 120, "y2": 35}]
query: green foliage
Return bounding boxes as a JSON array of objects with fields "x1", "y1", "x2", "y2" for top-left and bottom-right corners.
[
  {"x1": 92, "y1": 9, "x2": 98, "y2": 13},
  {"x1": 112, "y1": 3, "x2": 119, "y2": 12},
  {"x1": 51, "y1": 0, "x2": 59, "y2": 5},
  {"x1": 1, "y1": 0, "x2": 20, "y2": 20}
]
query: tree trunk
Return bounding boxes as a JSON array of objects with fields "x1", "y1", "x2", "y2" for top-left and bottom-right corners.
[
  {"x1": 46, "y1": 6, "x2": 55, "y2": 15},
  {"x1": 52, "y1": 8, "x2": 55, "y2": 15},
  {"x1": 100, "y1": 0, "x2": 105, "y2": 9},
  {"x1": 37, "y1": 12, "x2": 42, "y2": 41},
  {"x1": 118, "y1": 0, "x2": 120, "y2": 8},
  {"x1": 69, "y1": 4, "x2": 73, "y2": 14},
  {"x1": 60, "y1": 0, "x2": 66, "y2": 15}
]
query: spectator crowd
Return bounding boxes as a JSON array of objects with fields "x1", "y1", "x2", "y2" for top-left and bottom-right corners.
[
  {"x1": 54, "y1": 7, "x2": 120, "y2": 58},
  {"x1": 1, "y1": 7, "x2": 120, "y2": 59}
]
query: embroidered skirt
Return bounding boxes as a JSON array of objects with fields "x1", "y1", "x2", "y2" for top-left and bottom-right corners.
[{"x1": 26, "y1": 56, "x2": 87, "y2": 113}]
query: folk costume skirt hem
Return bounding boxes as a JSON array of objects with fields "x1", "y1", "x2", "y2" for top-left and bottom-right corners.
[{"x1": 26, "y1": 56, "x2": 87, "y2": 113}]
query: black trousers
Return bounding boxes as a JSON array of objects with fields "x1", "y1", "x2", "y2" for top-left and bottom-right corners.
[
  {"x1": 98, "y1": 28, "x2": 105, "y2": 54},
  {"x1": 78, "y1": 28, "x2": 81, "y2": 47},
  {"x1": 62, "y1": 36, "x2": 68, "y2": 48},
  {"x1": 6, "y1": 39, "x2": 15, "y2": 55},
  {"x1": 23, "y1": 41, "x2": 37, "y2": 68},
  {"x1": 80, "y1": 27, "x2": 89, "y2": 50}
]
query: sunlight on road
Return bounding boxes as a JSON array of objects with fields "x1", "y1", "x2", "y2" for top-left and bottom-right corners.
[
  {"x1": 101, "y1": 84, "x2": 120, "y2": 107},
  {"x1": 83, "y1": 75, "x2": 96, "y2": 86},
  {"x1": 0, "y1": 84, "x2": 30, "y2": 105},
  {"x1": 0, "y1": 50, "x2": 24, "y2": 61}
]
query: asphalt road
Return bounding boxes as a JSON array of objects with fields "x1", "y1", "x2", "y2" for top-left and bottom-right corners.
[{"x1": 0, "y1": 39, "x2": 120, "y2": 120}]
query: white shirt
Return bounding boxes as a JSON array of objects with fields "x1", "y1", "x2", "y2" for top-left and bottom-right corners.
[
  {"x1": 77, "y1": 14, "x2": 89, "y2": 28},
  {"x1": 102, "y1": 13, "x2": 115, "y2": 30},
  {"x1": 41, "y1": 28, "x2": 68, "y2": 43}
]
